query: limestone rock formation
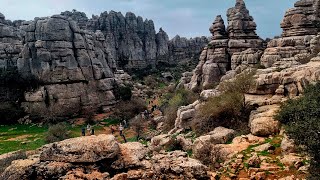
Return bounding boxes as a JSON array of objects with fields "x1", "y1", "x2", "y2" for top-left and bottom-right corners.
[
  {"x1": 16, "y1": 15, "x2": 117, "y2": 118},
  {"x1": 251, "y1": 61, "x2": 320, "y2": 97},
  {"x1": 61, "y1": 10, "x2": 208, "y2": 70},
  {"x1": 187, "y1": 0, "x2": 265, "y2": 91},
  {"x1": 261, "y1": 0, "x2": 320, "y2": 67}
]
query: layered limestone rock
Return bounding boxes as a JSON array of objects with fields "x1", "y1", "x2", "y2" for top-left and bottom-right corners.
[
  {"x1": 251, "y1": 61, "x2": 320, "y2": 97},
  {"x1": 187, "y1": 0, "x2": 265, "y2": 91},
  {"x1": 227, "y1": 0, "x2": 264, "y2": 68},
  {"x1": 261, "y1": 0, "x2": 320, "y2": 67},
  {"x1": 1, "y1": 136, "x2": 209, "y2": 180},
  {"x1": 17, "y1": 15, "x2": 117, "y2": 118},
  {"x1": 61, "y1": 10, "x2": 208, "y2": 69}
]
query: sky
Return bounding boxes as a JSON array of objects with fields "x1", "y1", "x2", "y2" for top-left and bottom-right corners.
[{"x1": 0, "y1": 0, "x2": 297, "y2": 39}]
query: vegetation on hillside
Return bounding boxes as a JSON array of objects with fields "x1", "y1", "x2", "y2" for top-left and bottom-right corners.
[
  {"x1": 192, "y1": 70, "x2": 256, "y2": 135},
  {"x1": 160, "y1": 88, "x2": 199, "y2": 131},
  {"x1": 275, "y1": 82, "x2": 320, "y2": 179}
]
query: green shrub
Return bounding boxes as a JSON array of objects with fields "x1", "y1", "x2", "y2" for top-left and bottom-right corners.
[
  {"x1": 114, "y1": 85, "x2": 132, "y2": 101},
  {"x1": 193, "y1": 70, "x2": 256, "y2": 135},
  {"x1": 113, "y1": 98, "x2": 147, "y2": 120},
  {"x1": 275, "y1": 82, "x2": 320, "y2": 179},
  {"x1": 45, "y1": 123, "x2": 70, "y2": 143},
  {"x1": 192, "y1": 91, "x2": 250, "y2": 135}
]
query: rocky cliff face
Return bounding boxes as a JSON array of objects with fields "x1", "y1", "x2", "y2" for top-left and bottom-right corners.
[
  {"x1": 61, "y1": 10, "x2": 208, "y2": 69},
  {"x1": 187, "y1": 0, "x2": 265, "y2": 90},
  {"x1": 0, "y1": 14, "x2": 117, "y2": 119}
]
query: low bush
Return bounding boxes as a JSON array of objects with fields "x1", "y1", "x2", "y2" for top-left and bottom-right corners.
[
  {"x1": 113, "y1": 98, "x2": 147, "y2": 120},
  {"x1": 192, "y1": 92, "x2": 251, "y2": 135},
  {"x1": 192, "y1": 70, "x2": 256, "y2": 135},
  {"x1": 114, "y1": 85, "x2": 132, "y2": 101},
  {"x1": 45, "y1": 123, "x2": 70, "y2": 143},
  {"x1": 275, "y1": 83, "x2": 320, "y2": 179}
]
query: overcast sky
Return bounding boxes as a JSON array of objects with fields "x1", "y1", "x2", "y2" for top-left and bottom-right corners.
[{"x1": 0, "y1": 0, "x2": 297, "y2": 39}]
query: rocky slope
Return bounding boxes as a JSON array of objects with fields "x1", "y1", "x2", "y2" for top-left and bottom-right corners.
[
  {"x1": 61, "y1": 10, "x2": 208, "y2": 69},
  {"x1": 0, "y1": 135, "x2": 209, "y2": 180}
]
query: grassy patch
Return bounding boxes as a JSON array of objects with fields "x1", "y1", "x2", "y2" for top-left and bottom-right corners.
[
  {"x1": 102, "y1": 118, "x2": 120, "y2": 126},
  {"x1": 258, "y1": 150, "x2": 270, "y2": 156},
  {"x1": 0, "y1": 124, "x2": 48, "y2": 154}
]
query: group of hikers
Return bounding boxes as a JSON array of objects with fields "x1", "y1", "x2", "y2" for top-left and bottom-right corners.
[
  {"x1": 82, "y1": 120, "x2": 128, "y2": 142},
  {"x1": 110, "y1": 120, "x2": 127, "y2": 142},
  {"x1": 80, "y1": 95, "x2": 160, "y2": 143}
]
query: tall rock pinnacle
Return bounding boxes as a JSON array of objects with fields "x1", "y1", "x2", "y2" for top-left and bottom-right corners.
[
  {"x1": 209, "y1": 15, "x2": 228, "y2": 40},
  {"x1": 227, "y1": 0, "x2": 258, "y2": 39}
]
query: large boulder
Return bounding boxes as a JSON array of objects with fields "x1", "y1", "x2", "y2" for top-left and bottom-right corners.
[
  {"x1": 40, "y1": 135, "x2": 120, "y2": 163},
  {"x1": 193, "y1": 127, "x2": 236, "y2": 157},
  {"x1": 249, "y1": 105, "x2": 280, "y2": 136}
]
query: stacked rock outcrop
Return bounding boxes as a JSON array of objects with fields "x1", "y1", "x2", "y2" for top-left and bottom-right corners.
[
  {"x1": 261, "y1": 0, "x2": 320, "y2": 67},
  {"x1": 187, "y1": 0, "x2": 265, "y2": 91},
  {"x1": 61, "y1": 10, "x2": 208, "y2": 69}
]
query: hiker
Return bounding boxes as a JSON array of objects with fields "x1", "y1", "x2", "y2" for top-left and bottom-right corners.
[
  {"x1": 110, "y1": 125, "x2": 115, "y2": 134},
  {"x1": 91, "y1": 128, "x2": 95, "y2": 135},
  {"x1": 87, "y1": 124, "x2": 91, "y2": 134},
  {"x1": 119, "y1": 124, "x2": 124, "y2": 136},
  {"x1": 81, "y1": 127, "x2": 85, "y2": 136}
]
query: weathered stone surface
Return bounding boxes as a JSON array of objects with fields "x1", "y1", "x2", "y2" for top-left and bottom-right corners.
[
  {"x1": 251, "y1": 62, "x2": 320, "y2": 97},
  {"x1": 193, "y1": 127, "x2": 236, "y2": 157},
  {"x1": 150, "y1": 151, "x2": 208, "y2": 179},
  {"x1": 281, "y1": 134, "x2": 296, "y2": 154},
  {"x1": 174, "y1": 100, "x2": 200, "y2": 130},
  {"x1": 249, "y1": 105, "x2": 280, "y2": 136},
  {"x1": 0, "y1": 158, "x2": 39, "y2": 180},
  {"x1": 261, "y1": 0, "x2": 320, "y2": 67},
  {"x1": 0, "y1": 151, "x2": 26, "y2": 173},
  {"x1": 112, "y1": 142, "x2": 148, "y2": 169},
  {"x1": 40, "y1": 135, "x2": 119, "y2": 163},
  {"x1": 281, "y1": 0, "x2": 320, "y2": 37}
]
